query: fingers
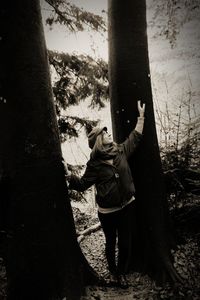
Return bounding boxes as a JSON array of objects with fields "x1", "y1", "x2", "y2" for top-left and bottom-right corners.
[
  {"x1": 65, "y1": 170, "x2": 72, "y2": 180},
  {"x1": 137, "y1": 100, "x2": 145, "y2": 118},
  {"x1": 63, "y1": 162, "x2": 69, "y2": 172},
  {"x1": 66, "y1": 172, "x2": 72, "y2": 178},
  {"x1": 137, "y1": 100, "x2": 141, "y2": 109},
  {"x1": 137, "y1": 100, "x2": 145, "y2": 110}
]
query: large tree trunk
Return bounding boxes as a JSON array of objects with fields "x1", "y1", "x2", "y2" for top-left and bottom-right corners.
[
  {"x1": 0, "y1": 1, "x2": 97, "y2": 299},
  {"x1": 108, "y1": 0, "x2": 182, "y2": 283}
]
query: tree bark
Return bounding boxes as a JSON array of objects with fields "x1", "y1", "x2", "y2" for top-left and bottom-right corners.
[
  {"x1": 108, "y1": 0, "x2": 182, "y2": 283},
  {"x1": 0, "y1": 1, "x2": 97, "y2": 299}
]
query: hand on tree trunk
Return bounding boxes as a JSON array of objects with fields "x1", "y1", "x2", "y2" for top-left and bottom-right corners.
[
  {"x1": 135, "y1": 101, "x2": 145, "y2": 134},
  {"x1": 62, "y1": 158, "x2": 72, "y2": 179},
  {"x1": 137, "y1": 100, "x2": 145, "y2": 117}
]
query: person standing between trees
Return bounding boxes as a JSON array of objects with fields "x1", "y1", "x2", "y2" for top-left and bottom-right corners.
[{"x1": 65, "y1": 100, "x2": 145, "y2": 286}]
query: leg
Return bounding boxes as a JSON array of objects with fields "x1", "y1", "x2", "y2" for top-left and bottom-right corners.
[
  {"x1": 117, "y1": 202, "x2": 136, "y2": 274},
  {"x1": 98, "y1": 211, "x2": 118, "y2": 274}
]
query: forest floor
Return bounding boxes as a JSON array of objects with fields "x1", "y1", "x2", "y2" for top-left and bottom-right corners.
[
  {"x1": 74, "y1": 194, "x2": 200, "y2": 300},
  {"x1": 0, "y1": 195, "x2": 199, "y2": 300}
]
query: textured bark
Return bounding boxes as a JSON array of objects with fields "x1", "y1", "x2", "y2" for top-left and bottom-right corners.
[
  {"x1": 108, "y1": 0, "x2": 182, "y2": 283},
  {"x1": 0, "y1": 1, "x2": 97, "y2": 299}
]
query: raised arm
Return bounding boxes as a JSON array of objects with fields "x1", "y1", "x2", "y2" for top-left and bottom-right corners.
[{"x1": 123, "y1": 100, "x2": 145, "y2": 158}]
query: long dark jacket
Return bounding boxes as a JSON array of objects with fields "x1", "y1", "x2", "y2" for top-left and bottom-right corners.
[{"x1": 69, "y1": 130, "x2": 142, "y2": 208}]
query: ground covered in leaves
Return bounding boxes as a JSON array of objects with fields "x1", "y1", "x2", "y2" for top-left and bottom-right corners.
[
  {"x1": 80, "y1": 231, "x2": 200, "y2": 300},
  {"x1": 0, "y1": 196, "x2": 199, "y2": 299},
  {"x1": 73, "y1": 195, "x2": 200, "y2": 300}
]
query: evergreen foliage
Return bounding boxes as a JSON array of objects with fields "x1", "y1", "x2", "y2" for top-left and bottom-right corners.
[
  {"x1": 45, "y1": 0, "x2": 106, "y2": 32},
  {"x1": 48, "y1": 50, "x2": 108, "y2": 140},
  {"x1": 58, "y1": 115, "x2": 98, "y2": 142},
  {"x1": 49, "y1": 51, "x2": 109, "y2": 111}
]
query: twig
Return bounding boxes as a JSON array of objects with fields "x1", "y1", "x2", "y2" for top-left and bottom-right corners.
[{"x1": 77, "y1": 222, "x2": 101, "y2": 243}]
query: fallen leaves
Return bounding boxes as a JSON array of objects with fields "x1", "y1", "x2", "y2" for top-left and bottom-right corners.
[{"x1": 78, "y1": 202, "x2": 200, "y2": 299}]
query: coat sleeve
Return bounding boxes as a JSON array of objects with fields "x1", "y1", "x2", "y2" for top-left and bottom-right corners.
[
  {"x1": 122, "y1": 130, "x2": 142, "y2": 159},
  {"x1": 68, "y1": 164, "x2": 97, "y2": 192}
]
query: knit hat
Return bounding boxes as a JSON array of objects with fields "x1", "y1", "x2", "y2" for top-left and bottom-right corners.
[{"x1": 88, "y1": 126, "x2": 107, "y2": 149}]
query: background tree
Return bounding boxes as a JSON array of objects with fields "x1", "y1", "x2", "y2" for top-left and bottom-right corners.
[
  {"x1": 149, "y1": 0, "x2": 200, "y2": 201},
  {"x1": 42, "y1": 0, "x2": 109, "y2": 140},
  {"x1": 108, "y1": 0, "x2": 182, "y2": 282},
  {"x1": 150, "y1": 0, "x2": 200, "y2": 48},
  {"x1": 0, "y1": 1, "x2": 98, "y2": 299}
]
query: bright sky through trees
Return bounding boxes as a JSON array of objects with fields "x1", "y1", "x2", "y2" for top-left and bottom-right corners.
[
  {"x1": 40, "y1": 0, "x2": 110, "y2": 164},
  {"x1": 41, "y1": 0, "x2": 108, "y2": 60}
]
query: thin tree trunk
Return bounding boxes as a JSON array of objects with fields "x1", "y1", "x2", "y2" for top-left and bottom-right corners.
[
  {"x1": 108, "y1": 0, "x2": 182, "y2": 283},
  {"x1": 0, "y1": 1, "x2": 97, "y2": 299}
]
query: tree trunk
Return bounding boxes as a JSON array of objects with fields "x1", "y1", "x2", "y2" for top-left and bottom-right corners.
[
  {"x1": 108, "y1": 0, "x2": 182, "y2": 283},
  {"x1": 0, "y1": 1, "x2": 97, "y2": 299}
]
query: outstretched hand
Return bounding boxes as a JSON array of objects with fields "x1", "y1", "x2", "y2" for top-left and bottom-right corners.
[{"x1": 137, "y1": 100, "x2": 145, "y2": 117}]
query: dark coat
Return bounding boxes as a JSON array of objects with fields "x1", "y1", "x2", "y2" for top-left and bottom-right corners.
[{"x1": 69, "y1": 130, "x2": 142, "y2": 208}]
